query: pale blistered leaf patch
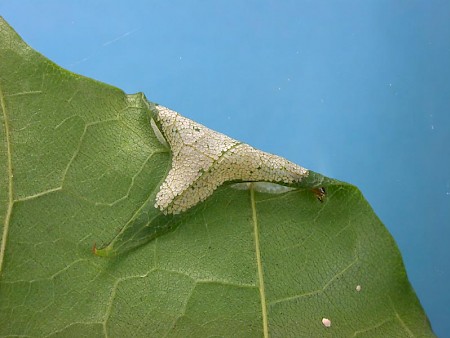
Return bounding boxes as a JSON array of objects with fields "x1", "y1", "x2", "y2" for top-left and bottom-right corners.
[
  {"x1": 231, "y1": 182, "x2": 295, "y2": 194},
  {"x1": 153, "y1": 105, "x2": 309, "y2": 214}
]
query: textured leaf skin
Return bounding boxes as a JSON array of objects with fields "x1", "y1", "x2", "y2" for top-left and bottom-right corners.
[{"x1": 0, "y1": 17, "x2": 434, "y2": 337}]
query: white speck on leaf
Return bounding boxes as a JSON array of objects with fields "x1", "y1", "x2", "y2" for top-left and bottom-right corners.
[
  {"x1": 322, "y1": 318, "x2": 331, "y2": 327},
  {"x1": 356, "y1": 285, "x2": 361, "y2": 292}
]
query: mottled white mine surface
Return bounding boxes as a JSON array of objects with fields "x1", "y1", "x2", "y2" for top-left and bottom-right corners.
[{"x1": 152, "y1": 105, "x2": 309, "y2": 214}]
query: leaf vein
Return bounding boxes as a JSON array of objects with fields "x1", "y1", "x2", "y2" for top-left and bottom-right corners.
[
  {"x1": 268, "y1": 257, "x2": 358, "y2": 306},
  {"x1": 391, "y1": 297, "x2": 416, "y2": 337},
  {"x1": 14, "y1": 187, "x2": 62, "y2": 203},
  {"x1": 251, "y1": 186, "x2": 269, "y2": 338},
  {"x1": 0, "y1": 81, "x2": 14, "y2": 276}
]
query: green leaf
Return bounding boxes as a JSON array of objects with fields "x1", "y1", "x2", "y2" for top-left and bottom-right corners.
[{"x1": 0, "y1": 17, "x2": 434, "y2": 337}]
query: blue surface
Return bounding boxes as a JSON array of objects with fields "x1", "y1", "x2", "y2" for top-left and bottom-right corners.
[{"x1": 1, "y1": 1, "x2": 449, "y2": 336}]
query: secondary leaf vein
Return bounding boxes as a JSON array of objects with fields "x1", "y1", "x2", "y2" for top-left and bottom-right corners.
[{"x1": 0, "y1": 82, "x2": 14, "y2": 276}]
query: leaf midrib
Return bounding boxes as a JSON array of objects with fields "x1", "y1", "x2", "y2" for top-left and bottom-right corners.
[
  {"x1": 0, "y1": 82, "x2": 14, "y2": 276},
  {"x1": 251, "y1": 186, "x2": 269, "y2": 337}
]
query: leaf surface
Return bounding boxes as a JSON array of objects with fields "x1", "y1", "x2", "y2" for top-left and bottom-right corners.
[{"x1": 0, "y1": 17, "x2": 434, "y2": 337}]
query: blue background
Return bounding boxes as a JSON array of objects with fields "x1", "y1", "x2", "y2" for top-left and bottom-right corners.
[{"x1": 1, "y1": 1, "x2": 449, "y2": 336}]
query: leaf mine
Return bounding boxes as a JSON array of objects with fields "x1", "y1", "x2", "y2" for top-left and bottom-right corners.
[{"x1": 153, "y1": 105, "x2": 310, "y2": 214}]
